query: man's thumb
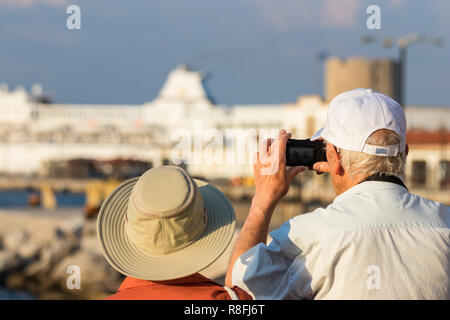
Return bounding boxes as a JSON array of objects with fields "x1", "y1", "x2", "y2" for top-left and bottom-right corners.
[{"x1": 312, "y1": 161, "x2": 330, "y2": 173}]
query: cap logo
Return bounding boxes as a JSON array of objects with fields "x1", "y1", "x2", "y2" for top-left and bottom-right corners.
[
  {"x1": 362, "y1": 144, "x2": 400, "y2": 157},
  {"x1": 375, "y1": 148, "x2": 388, "y2": 155}
]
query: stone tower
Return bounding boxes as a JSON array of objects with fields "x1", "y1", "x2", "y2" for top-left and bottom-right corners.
[{"x1": 325, "y1": 57, "x2": 401, "y2": 104}]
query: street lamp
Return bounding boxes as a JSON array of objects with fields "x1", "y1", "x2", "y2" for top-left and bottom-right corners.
[
  {"x1": 361, "y1": 33, "x2": 444, "y2": 107},
  {"x1": 316, "y1": 51, "x2": 329, "y2": 99}
]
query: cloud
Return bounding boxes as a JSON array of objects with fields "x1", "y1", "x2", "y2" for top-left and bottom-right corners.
[
  {"x1": 0, "y1": 0, "x2": 66, "y2": 8},
  {"x1": 320, "y1": 0, "x2": 361, "y2": 28},
  {"x1": 388, "y1": 0, "x2": 406, "y2": 7},
  {"x1": 433, "y1": 0, "x2": 450, "y2": 29},
  {"x1": 248, "y1": 0, "x2": 362, "y2": 31}
]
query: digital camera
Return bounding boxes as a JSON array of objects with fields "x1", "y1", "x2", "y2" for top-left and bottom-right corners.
[{"x1": 285, "y1": 139, "x2": 327, "y2": 167}]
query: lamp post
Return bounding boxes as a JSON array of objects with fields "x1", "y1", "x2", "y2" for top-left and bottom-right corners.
[
  {"x1": 316, "y1": 51, "x2": 329, "y2": 100},
  {"x1": 361, "y1": 33, "x2": 443, "y2": 107}
]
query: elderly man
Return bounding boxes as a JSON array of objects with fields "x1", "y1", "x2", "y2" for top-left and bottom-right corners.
[{"x1": 225, "y1": 88, "x2": 449, "y2": 299}]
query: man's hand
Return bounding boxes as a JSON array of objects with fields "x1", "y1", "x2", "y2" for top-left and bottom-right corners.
[
  {"x1": 225, "y1": 129, "x2": 305, "y2": 287},
  {"x1": 253, "y1": 129, "x2": 305, "y2": 211}
]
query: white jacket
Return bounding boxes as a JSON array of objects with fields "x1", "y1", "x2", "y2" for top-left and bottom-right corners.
[{"x1": 232, "y1": 181, "x2": 450, "y2": 299}]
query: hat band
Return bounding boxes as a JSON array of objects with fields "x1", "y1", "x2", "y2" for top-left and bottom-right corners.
[
  {"x1": 361, "y1": 144, "x2": 401, "y2": 157},
  {"x1": 124, "y1": 205, "x2": 208, "y2": 255}
]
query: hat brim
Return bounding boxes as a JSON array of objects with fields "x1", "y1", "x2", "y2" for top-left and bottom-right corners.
[{"x1": 97, "y1": 177, "x2": 236, "y2": 281}]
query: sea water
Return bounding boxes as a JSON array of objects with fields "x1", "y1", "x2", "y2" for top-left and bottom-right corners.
[{"x1": 0, "y1": 190, "x2": 85, "y2": 208}]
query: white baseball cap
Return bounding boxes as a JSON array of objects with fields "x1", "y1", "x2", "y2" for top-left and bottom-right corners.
[{"x1": 311, "y1": 88, "x2": 407, "y2": 157}]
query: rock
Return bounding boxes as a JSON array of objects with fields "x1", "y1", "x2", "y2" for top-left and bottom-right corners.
[
  {"x1": 50, "y1": 249, "x2": 123, "y2": 299},
  {"x1": 1, "y1": 229, "x2": 42, "y2": 261},
  {"x1": 0, "y1": 250, "x2": 20, "y2": 274},
  {"x1": 2, "y1": 230, "x2": 30, "y2": 252},
  {"x1": 17, "y1": 242, "x2": 41, "y2": 261},
  {"x1": 23, "y1": 219, "x2": 83, "y2": 282},
  {"x1": 4, "y1": 272, "x2": 27, "y2": 289},
  {"x1": 0, "y1": 216, "x2": 120, "y2": 299},
  {"x1": 80, "y1": 233, "x2": 102, "y2": 255},
  {"x1": 55, "y1": 217, "x2": 84, "y2": 242},
  {"x1": 82, "y1": 218, "x2": 97, "y2": 238},
  {"x1": 24, "y1": 236, "x2": 78, "y2": 279}
]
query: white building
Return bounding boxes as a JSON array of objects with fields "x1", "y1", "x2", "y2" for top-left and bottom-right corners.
[{"x1": 0, "y1": 65, "x2": 448, "y2": 191}]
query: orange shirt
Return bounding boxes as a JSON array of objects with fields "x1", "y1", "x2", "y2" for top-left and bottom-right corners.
[{"x1": 105, "y1": 273, "x2": 252, "y2": 300}]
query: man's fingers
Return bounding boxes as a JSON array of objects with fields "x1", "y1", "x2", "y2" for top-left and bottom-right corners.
[
  {"x1": 312, "y1": 161, "x2": 330, "y2": 173},
  {"x1": 286, "y1": 166, "x2": 306, "y2": 184},
  {"x1": 259, "y1": 138, "x2": 273, "y2": 153},
  {"x1": 277, "y1": 129, "x2": 290, "y2": 159},
  {"x1": 268, "y1": 129, "x2": 290, "y2": 169},
  {"x1": 259, "y1": 138, "x2": 274, "y2": 161},
  {"x1": 253, "y1": 152, "x2": 260, "y2": 165},
  {"x1": 258, "y1": 130, "x2": 291, "y2": 170}
]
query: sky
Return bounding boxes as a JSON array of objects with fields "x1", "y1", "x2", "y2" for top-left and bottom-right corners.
[{"x1": 0, "y1": 0, "x2": 449, "y2": 106}]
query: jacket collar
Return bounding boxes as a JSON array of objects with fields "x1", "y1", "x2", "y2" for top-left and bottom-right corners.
[{"x1": 333, "y1": 180, "x2": 408, "y2": 203}]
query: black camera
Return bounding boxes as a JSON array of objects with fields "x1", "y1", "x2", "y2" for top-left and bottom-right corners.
[{"x1": 286, "y1": 139, "x2": 327, "y2": 167}]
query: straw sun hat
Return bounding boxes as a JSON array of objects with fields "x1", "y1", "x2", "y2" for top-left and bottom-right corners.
[{"x1": 97, "y1": 166, "x2": 236, "y2": 281}]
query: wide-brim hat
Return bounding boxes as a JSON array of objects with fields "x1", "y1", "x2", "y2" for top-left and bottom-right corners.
[{"x1": 97, "y1": 166, "x2": 236, "y2": 281}]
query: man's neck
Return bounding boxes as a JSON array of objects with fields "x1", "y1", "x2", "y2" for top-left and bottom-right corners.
[{"x1": 334, "y1": 174, "x2": 367, "y2": 196}]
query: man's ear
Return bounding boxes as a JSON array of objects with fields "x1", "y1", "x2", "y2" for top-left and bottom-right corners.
[{"x1": 326, "y1": 143, "x2": 342, "y2": 175}]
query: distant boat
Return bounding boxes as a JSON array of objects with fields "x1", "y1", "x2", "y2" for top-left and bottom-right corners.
[{"x1": 27, "y1": 193, "x2": 40, "y2": 207}]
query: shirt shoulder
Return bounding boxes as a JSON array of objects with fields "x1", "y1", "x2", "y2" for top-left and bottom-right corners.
[{"x1": 274, "y1": 187, "x2": 449, "y2": 249}]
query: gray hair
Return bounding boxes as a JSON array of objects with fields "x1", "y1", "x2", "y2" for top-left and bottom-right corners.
[{"x1": 337, "y1": 129, "x2": 406, "y2": 181}]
